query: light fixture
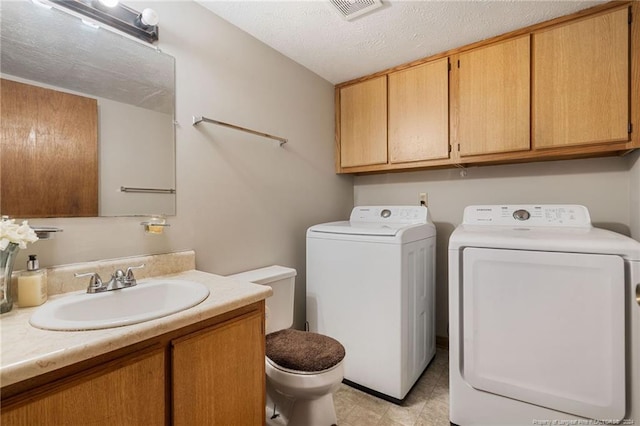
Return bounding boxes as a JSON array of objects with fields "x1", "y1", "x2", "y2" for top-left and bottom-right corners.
[
  {"x1": 139, "y1": 8, "x2": 158, "y2": 27},
  {"x1": 50, "y1": 0, "x2": 159, "y2": 43},
  {"x1": 98, "y1": 0, "x2": 118, "y2": 8}
]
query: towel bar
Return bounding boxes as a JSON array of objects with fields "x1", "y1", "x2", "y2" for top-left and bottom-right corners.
[{"x1": 192, "y1": 116, "x2": 287, "y2": 146}]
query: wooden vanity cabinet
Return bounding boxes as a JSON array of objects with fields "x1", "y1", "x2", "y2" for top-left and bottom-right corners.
[
  {"x1": 337, "y1": 76, "x2": 388, "y2": 168},
  {"x1": 1, "y1": 302, "x2": 265, "y2": 426},
  {"x1": 533, "y1": 6, "x2": 630, "y2": 149},
  {"x1": 172, "y1": 309, "x2": 265, "y2": 426},
  {"x1": 453, "y1": 35, "x2": 530, "y2": 158},
  {"x1": 1, "y1": 349, "x2": 166, "y2": 425}
]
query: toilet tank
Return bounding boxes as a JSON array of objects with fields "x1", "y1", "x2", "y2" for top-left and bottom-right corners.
[{"x1": 228, "y1": 265, "x2": 296, "y2": 334}]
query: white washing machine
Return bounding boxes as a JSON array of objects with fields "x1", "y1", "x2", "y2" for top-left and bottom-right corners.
[
  {"x1": 306, "y1": 205, "x2": 436, "y2": 402},
  {"x1": 449, "y1": 204, "x2": 640, "y2": 425}
]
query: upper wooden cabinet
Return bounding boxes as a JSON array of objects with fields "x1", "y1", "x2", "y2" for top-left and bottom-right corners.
[
  {"x1": 338, "y1": 76, "x2": 387, "y2": 168},
  {"x1": 533, "y1": 7, "x2": 630, "y2": 149},
  {"x1": 455, "y1": 36, "x2": 531, "y2": 157},
  {"x1": 388, "y1": 58, "x2": 450, "y2": 163},
  {"x1": 335, "y1": 2, "x2": 638, "y2": 174}
]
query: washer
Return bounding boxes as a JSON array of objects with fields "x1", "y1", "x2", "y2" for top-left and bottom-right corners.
[
  {"x1": 449, "y1": 205, "x2": 640, "y2": 424},
  {"x1": 306, "y1": 205, "x2": 436, "y2": 402}
]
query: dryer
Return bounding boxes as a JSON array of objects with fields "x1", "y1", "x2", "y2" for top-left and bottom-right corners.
[
  {"x1": 449, "y1": 205, "x2": 640, "y2": 424},
  {"x1": 306, "y1": 206, "x2": 436, "y2": 402}
]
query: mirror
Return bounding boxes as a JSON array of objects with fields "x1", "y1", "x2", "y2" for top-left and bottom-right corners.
[{"x1": 0, "y1": 0, "x2": 176, "y2": 217}]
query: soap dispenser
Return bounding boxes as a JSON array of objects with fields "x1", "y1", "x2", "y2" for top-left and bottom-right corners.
[{"x1": 18, "y1": 255, "x2": 47, "y2": 307}]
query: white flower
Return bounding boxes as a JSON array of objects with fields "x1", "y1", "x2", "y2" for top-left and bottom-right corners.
[{"x1": 0, "y1": 218, "x2": 38, "y2": 250}]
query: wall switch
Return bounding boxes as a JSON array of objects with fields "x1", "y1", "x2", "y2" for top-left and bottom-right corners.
[{"x1": 419, "y1": 192, "x2": 428, "y2": 206}]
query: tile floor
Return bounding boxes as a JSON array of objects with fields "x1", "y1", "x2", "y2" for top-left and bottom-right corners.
[{"x1": 333, "y1": 348, "x2": 450, "y2": 426}]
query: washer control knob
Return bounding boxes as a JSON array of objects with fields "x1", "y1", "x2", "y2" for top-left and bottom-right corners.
[
  {"x1": 381, "y1": 209, "x2": 391, "y2": 218},
  {"x1": 513, "y1": 209, "x2": 531, "y2": 221}
]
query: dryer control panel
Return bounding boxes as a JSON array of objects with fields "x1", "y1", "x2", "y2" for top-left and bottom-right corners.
[{"x1": 462, "y1": 205, "x2": 592, "y2": 227}]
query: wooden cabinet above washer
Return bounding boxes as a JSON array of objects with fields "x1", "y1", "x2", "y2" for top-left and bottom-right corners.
[{"x1": 334, "y1": 2, "x2": 639, "y2": 174}]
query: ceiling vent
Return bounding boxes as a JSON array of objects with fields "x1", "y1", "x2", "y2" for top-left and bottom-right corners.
[{"x1": 329, "y1": 0, "x2": 384, "y2": 21}]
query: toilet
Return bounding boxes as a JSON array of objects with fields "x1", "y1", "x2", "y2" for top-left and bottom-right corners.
[{"x1": 228, "y1": 265, "x2": 345, "y2": 426}]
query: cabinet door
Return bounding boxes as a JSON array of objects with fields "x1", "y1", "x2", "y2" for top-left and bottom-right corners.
[
  {"x1": 339, "y1": 76, "x2": 387, "y2": 168},
  {"x1": 388, "y1": 58, "x2": 449, "y2": 163},
  {"x1": 533, "y1": 7, "x2": 629, "y2": 149},
  {"x1": 1, "y1": 349, "x2": 165, "y2": 426},
  {"x1": 172, "y1": 311, "x2": 265, "y2": 426},
  {"x1": 1, "y1": 78, "x2": 98, "y2": 217},
  {"x1": 456, "y1": 36, "x2": 530, "y2": 157}
]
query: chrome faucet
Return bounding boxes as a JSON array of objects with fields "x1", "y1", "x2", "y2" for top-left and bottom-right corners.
[{"x1": 75, "y1": 264, "x2": 145, "y2": 293}]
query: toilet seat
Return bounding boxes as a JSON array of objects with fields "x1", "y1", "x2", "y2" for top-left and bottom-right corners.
[
  {"x1": 266, "y1": 357, "x2": 343, "y2": 376},
  {"x1": 266, "y1": 329, "x2": 345, "y2": 374}
]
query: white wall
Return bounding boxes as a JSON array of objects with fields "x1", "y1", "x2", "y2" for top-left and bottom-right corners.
[
  {"x1": 629, "y1": 151, "x2": 640, "y2": 240},
  {"x1": 99, "y1": 100, "x2": 175, "y2": 216},
  {"x1": 354, "y1": 156, "x2": 632, "y2": 338},
  {"x1": 16, "y1": 0, "x2": 354, "y2": 329}
]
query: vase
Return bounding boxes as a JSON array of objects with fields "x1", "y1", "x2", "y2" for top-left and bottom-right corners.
[{"x1": 0, "y1": 242, "x2": 19, "y2": 314}]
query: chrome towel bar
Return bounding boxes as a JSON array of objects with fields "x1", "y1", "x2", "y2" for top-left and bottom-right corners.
[
  {"x1": 120, "y1": 186, "x2": 176, "y2": 194},
  {"x1": 192, "y1": 116, "x2": 287, "y2": 146}
]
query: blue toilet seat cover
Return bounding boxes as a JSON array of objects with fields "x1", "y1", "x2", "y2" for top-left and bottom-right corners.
[{"x1": 266, "y1": 329, "x2": 345, "y2": 373}]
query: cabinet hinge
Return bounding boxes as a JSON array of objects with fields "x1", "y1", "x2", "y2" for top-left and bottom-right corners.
[
  {"x1": 457, "y1": 60, "x2": 460, "y2": 68},
  {"x1": 457, "y1": 143, "x2": 461, "y2": 151},
  {"x1": 448, "y1": 144, "x2": 452, "y2": 153},
  {"x1": 630, "y1": 123, "x2": 633, "y2": 134},
  {"x1": 448, "y1": 62, "x2": 451, "y2": 71}
]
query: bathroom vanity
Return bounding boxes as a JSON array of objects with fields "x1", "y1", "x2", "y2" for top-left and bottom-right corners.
[{"x1": 0, "y1": 251, "x2": 270, "y2": 425}]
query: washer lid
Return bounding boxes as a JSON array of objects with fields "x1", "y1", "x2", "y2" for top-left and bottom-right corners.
[
  {"x1": 308, "y1": 205, "x2": 432, "y2": 237},
  {"x1": 309, "y1": 220, "x2": 407, "y2": 236}
]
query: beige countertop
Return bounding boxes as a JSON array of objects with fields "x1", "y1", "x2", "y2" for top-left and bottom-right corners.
[{"x1": 0, "y1": 269, "x2": 271, "y2": 388}]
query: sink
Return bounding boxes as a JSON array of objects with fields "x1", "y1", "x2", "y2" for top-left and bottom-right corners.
[{"x1": 29, "y1": 279, "x2": 210, "y2": 331}]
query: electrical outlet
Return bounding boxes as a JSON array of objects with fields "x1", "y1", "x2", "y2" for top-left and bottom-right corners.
[{"x1": 419, "y1": 192, "x2": 428, "y2": 206}]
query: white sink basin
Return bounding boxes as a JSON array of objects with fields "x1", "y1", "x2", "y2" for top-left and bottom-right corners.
[{"x1": 30, "y1": 279, "x2": 210, "y2": 331}]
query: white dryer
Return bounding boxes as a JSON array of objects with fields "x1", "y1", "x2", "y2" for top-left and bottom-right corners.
[
  {"x1": 449, "y1": 205, "x2": 640, "y2": 425},
  {"x1": 306, "y1": 206, "x2": 437, "y2": 402}
]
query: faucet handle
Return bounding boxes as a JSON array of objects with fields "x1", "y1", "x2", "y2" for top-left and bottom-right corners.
[
  {"x1": 74, "y1": 272, "x2": 104, "y2": 293},
  {"x1": 125, "y1": 264, "x2": 145, "y2": 283}
]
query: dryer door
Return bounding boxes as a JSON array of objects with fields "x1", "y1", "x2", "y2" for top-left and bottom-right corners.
[{"x1": 462, "y1": 247, "x2": 625, "y2": 420}]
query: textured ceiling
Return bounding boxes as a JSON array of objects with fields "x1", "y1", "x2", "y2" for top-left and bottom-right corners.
[{"x1": 198, "y1": 0, "x2": 606, "y2": 84}]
